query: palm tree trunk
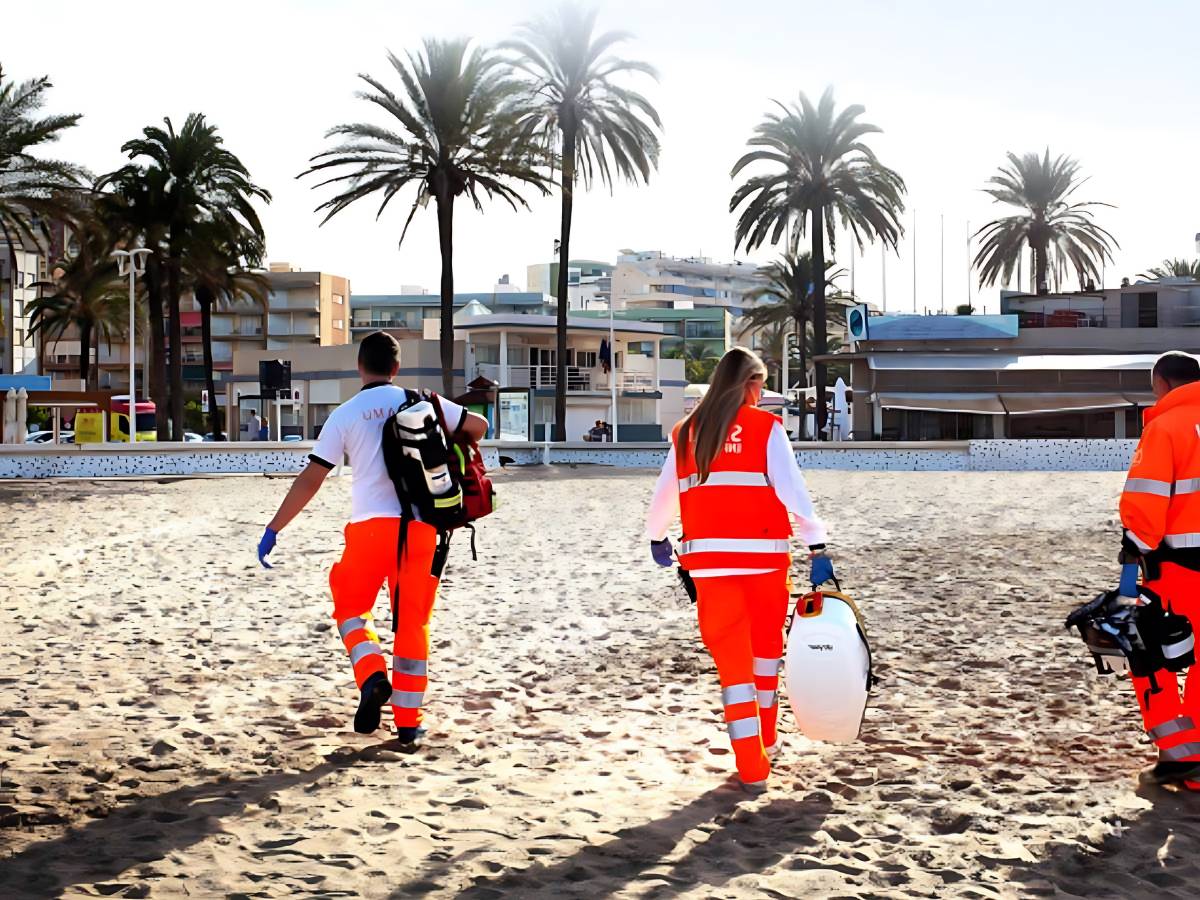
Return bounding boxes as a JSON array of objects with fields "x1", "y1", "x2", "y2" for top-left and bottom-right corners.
[
  {"x1": 553, "y1": 119, "x2": 577, "y2": 443},
  {"x1": 146, "y1": 255, "x2": 169, "y2": 441},
  {"x1": 79, "y1": 320, "x2": 92, "y2": 390},
  {"x1": 198, "y1": 287, "x2": 222, "y2": 439},
  {"x1": 434, "y1": 183, "x2": 456, "y2": 397},
  {"x1": 811, "y1": 208, "x2": 829, "y2": 438},
  {"x1": 166, "y1": 251, "x2": 184, "y2": 440},
  {"x1": 1035, "y1": 241, "x2": 1049, "y2": 295}
]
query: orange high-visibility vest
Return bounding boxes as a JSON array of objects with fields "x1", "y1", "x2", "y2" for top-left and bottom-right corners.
[
  {"x1": 673, "y1": 404, "x2": 792, "y2": 571},
  {"x1": 1121, "y1": 381, "x2": 1200, "y2": 554}
]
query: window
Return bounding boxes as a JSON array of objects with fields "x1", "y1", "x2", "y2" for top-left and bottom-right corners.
[
  {"x1": 332, "y1": 293, "x2": 344, "y2": 305},
  {"x1": 576, "y1": 350, "x2": 598, "y2": 368},
  {"x1": 1138, "y1": 293, "x2": 1158, "y2": 328},
  {"x1": 333, "y1": 318, "x2": 344, "y2": 330}
]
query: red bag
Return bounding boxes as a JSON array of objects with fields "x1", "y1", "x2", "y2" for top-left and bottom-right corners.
[{"x1": 432, "y1": 395, "x2": 495, "y2": 527}]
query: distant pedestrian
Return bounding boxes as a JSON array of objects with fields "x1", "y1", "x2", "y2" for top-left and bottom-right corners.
[
  {"x1": 259, "y1": 414, "x2": 269, "y2": 441},
  {"x1": 247, "y1": 411, "x2": 262, "y2": 441}
]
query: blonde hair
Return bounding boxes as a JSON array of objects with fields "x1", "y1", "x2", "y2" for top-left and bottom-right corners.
[{"x1": 678, "y1": 347, "x2": 768, "y2": 481}]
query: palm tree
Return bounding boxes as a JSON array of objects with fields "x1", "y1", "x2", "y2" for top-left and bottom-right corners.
[
  {"x1": 96, "y1": 165, "x2": 171, "y2": 438},
  {"x1": 304, "y1": 39, "x2": 550, "y2": 396},
  {"x1": 505, "y1": 5, "x2": 662, "y2": 440},
  {"x1": 974, "y1": 149, "x2": 1117, "y2": 295},
  {"x1": 105, "y1": 115, "x2": 269, "y2": 439},
  {"x1": 1139, "y1": 258, "x2": 1200, "y2": 281},
  {"x1": 186, "y1": 224, "x2": 268, "y2": 440},
  {"x1": 738, "y1": 251, "x2": 848, "y2": 392},
  {"x1": 0, "y1": 65, "x2": 86, "y2": 340},
  {"x1": 731, "y1": 87, "x2": 905, "y2": 436},
  {"x1": 27, "y1": 217, "x2": 125, "y2": 389}
]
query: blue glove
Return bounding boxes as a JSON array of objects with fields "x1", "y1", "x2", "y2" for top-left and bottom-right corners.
[
  {"x1": 258, "y1": 527, "x2": 277, "y2": 569},
  {"x1": 1118, "y1": 562, "x2": 1139, "y2": 598},
  {"x1": 810, "y1": 553, "x2": 836, "y2": 588},
  {"x1": 651, "y1": 538, "x2": 674, "y2": 567}
]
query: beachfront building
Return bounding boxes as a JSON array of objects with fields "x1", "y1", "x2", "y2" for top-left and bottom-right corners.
[
  {"x1": 574, "y1": 306, "x2": 734, "y2": 360},
  {"x1": 611, "y1": 249, "x2": 766, "y2": 313},
  {"x1": 430, "y1": 305, "x2": 684, "y2": 441},
  {"x1": 526, "y1": 259, "x2": 613, "y2": 311},
  {"x1": 1, "y1": 235, "x2": 49, "y2": 377},
  {"x1": 351, "y1": 282, "x2": 554, "y2": 340},
  {"x1": 835, "y1": 279, "x2": 1200, "y2": 440}
]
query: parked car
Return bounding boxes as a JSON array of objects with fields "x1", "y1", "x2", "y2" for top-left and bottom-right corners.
[
  {"x1": 25, "y1": 430, "x2": 75, "y2": 444},
  {"x1": 282, "y1": 434, "x2": 303, "y2": 442},
  {"x1": 183, "y1": 432, "x2": 205, "y2": 443}
]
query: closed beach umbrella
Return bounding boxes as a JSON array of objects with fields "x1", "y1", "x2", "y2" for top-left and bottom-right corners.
[{"x1": 3, "y1": 389, "x2": 15, "y2": 443}]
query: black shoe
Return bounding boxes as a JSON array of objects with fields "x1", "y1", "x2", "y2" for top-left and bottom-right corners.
[
  {"x1": 354, "y1": 672, "x2": 392, "y2": 734},
  {"x1": 1140, "y1": 760, "x2": 1200, "y2": 785},
  {"x1": 395, "y1": 726, "x2": 426, "y2": 752}
]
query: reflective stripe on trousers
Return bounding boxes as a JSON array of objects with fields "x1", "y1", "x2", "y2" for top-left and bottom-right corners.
[
  {"x1": 1148, "y1": 716, "x2": 1196, "y2": 741},
  {"x1": 393, "y1": 656, "x2": 428, "y2": 677},
  {"x1": 348, "y1": 639, "x2": 384, "y2": 666},
  {"x1": 678, "y1": 471, "x2": 770, "y2": 493},
  {"x1": 728, "y1": 716, "x2": 760, "y2": 741},
  {"x1": 1163, "y1": 741, "x2": 1200, "y2": 761},
  {"x1": 753, "y1": 657, "x2": 780, "y2": 677},
  {"x1": 390, "y1": 690, "x2": 425, "y2": 709}
]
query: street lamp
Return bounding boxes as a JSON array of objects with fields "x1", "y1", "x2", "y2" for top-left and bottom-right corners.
[{"x1": 112, "y1": 248, "x2": 152, "y2": 442}]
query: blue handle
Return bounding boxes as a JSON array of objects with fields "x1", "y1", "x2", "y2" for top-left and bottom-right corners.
[{"x1": 1118, "y1": 562, "x2": 1140, "y2": 598}]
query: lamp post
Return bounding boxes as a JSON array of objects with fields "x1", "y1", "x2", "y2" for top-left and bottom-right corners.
[{"x1": 112, "y1": 248, "x2": 152, "y2": 441}]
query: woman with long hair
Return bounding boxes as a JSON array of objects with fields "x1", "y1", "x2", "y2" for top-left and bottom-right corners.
[{"x1": 646, "y1": 347, "x2": 830, "y2": 792}]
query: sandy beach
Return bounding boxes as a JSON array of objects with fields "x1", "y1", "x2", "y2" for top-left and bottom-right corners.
[{"x1": 0, "y1": 467, "x2": 1197, "y2": 898}]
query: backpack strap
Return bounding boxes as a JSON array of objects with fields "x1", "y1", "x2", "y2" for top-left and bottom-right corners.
[{"x1": 430, "y1": 393, "x2": 468, "y2": 438}]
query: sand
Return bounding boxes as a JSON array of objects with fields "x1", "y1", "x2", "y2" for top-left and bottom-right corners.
[{"x1": 0, "y1": 467, "x2": 1197, "y2": 898}]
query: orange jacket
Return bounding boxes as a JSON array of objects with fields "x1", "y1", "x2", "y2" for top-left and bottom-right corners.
[
  {"x1": 673, "y1": 404, "x2": 792, "y2": 571},
  {"x1": 1121, "y1": 381, "x2": 1200, "y2": 553}
]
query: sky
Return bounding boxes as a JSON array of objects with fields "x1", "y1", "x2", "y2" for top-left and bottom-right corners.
[{"x1": 8, "y1": 0, "x2": 1200, "y2": 314}]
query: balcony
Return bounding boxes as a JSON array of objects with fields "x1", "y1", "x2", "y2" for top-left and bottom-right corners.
[{"x1": 475, "y1": 363, "x2": 656, "y2": 393}]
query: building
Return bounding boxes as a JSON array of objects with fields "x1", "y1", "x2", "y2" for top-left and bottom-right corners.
[
  {"x1": 433, "y1": 305, "x2": 684, "y2": 441},
  {"x1": 351, "y1": 287, "x2": 554, "y2": 339},
  {"x1": 1, "y1": 235, "x2": 49, "y2": 376},
  {"x1": 222, "y1": 340, "x2": 454, "y2": 440},
  {"x1": 222, "y1": 309, "x2": 686, "y2": 442},
  {"x1": 574, "y1": 306, "x2": 734, "y2": 360},
  {"x1": 526, "y1": 259, "x2": 613, "y2": 311},
  {"x1": 611, "y1": 249, "x2": 766, "y2": 314},
  {"x1": 836, "y1": 279, "x2": 1200, "y2": 440}
]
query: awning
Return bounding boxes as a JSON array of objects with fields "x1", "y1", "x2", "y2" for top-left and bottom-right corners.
[
  {"x1": 867, "y1": 353, "x2": 1161, "y2": 371},
  {"x1": 875, "y1": 392, "x2": 1007, "y2": 414},
  {"x1": 874, "y1": 391, "x2": 1152, "y2": 415},
  {"x1": 1000, "y1": 393, "x2": 1130, "y2": 414}
]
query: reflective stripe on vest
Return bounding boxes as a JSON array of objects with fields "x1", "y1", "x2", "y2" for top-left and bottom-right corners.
[
  {"x1": 678, "y1": 471, "x2": 770, "y2": 493},
  {"x1": 1166, "y1": 533, "x2": 1200, "y2": 549},
  {"x1": 679, "y1": 538, "x2": 790, "y2": 557},
  {"x1": 1148, "y1": 716, "x2": 1196, "y2": 741},
  {"x1": 721, "y1": 683, "x2": 757, "y2": 706},
  {"x1": 1124, "y1": 477, "x2": 1172, "y2": 497},
  {"x1": 728, "y1": 716, "x2": 761, "y2": 741},
  {"x1": 1176, "y1": 478, "x2": 1200, "y2": 495}
]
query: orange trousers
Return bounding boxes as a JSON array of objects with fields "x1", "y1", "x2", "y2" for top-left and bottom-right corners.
[
  {"x1": 1130, "y1": 563, "x2": 1200, "y2": 765},
  {"x1": 329, "y1": 518, "x2": 440, "y2": 728},
  {"x1": 694, "y1": 570, "x2": 790, "y2": 783}
]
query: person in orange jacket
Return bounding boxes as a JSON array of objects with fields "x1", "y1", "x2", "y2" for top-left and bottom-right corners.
[
  {"x1": 1119, "y1": 351, "x2": 1200, "y2": 789},
  {"x1": 646, "y1": 347, "x2": 829, "y2": 792}
]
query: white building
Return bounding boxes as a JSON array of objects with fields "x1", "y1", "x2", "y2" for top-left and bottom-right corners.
[
  {"x1": 526, "y1": 259, "x2": 613, "y2": 311},
  {"x1": 611, "y1": 249, "x2": 766, "y2": 313}
]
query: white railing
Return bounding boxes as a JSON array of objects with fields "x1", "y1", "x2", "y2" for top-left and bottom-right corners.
[{"x1": 476, "y1": 363, "x2": 659, "y2": 393}]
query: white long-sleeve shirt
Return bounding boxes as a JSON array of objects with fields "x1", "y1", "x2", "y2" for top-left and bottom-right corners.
[{"x1": 646, "y1": 421, "x2": 827, "y2": 578}]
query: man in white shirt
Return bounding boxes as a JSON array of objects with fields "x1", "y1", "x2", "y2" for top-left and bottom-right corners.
[
  {"x1": 246, "y1": 411, "x2": 261, "y2": 442},
  {"x1": 258, "y1": 332, "x2": 488, "y2": 749}
]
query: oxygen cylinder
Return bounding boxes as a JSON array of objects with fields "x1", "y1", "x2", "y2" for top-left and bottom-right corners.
[{"x1": 784, "y1": 592, "x2": 872, "y2": 743}]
